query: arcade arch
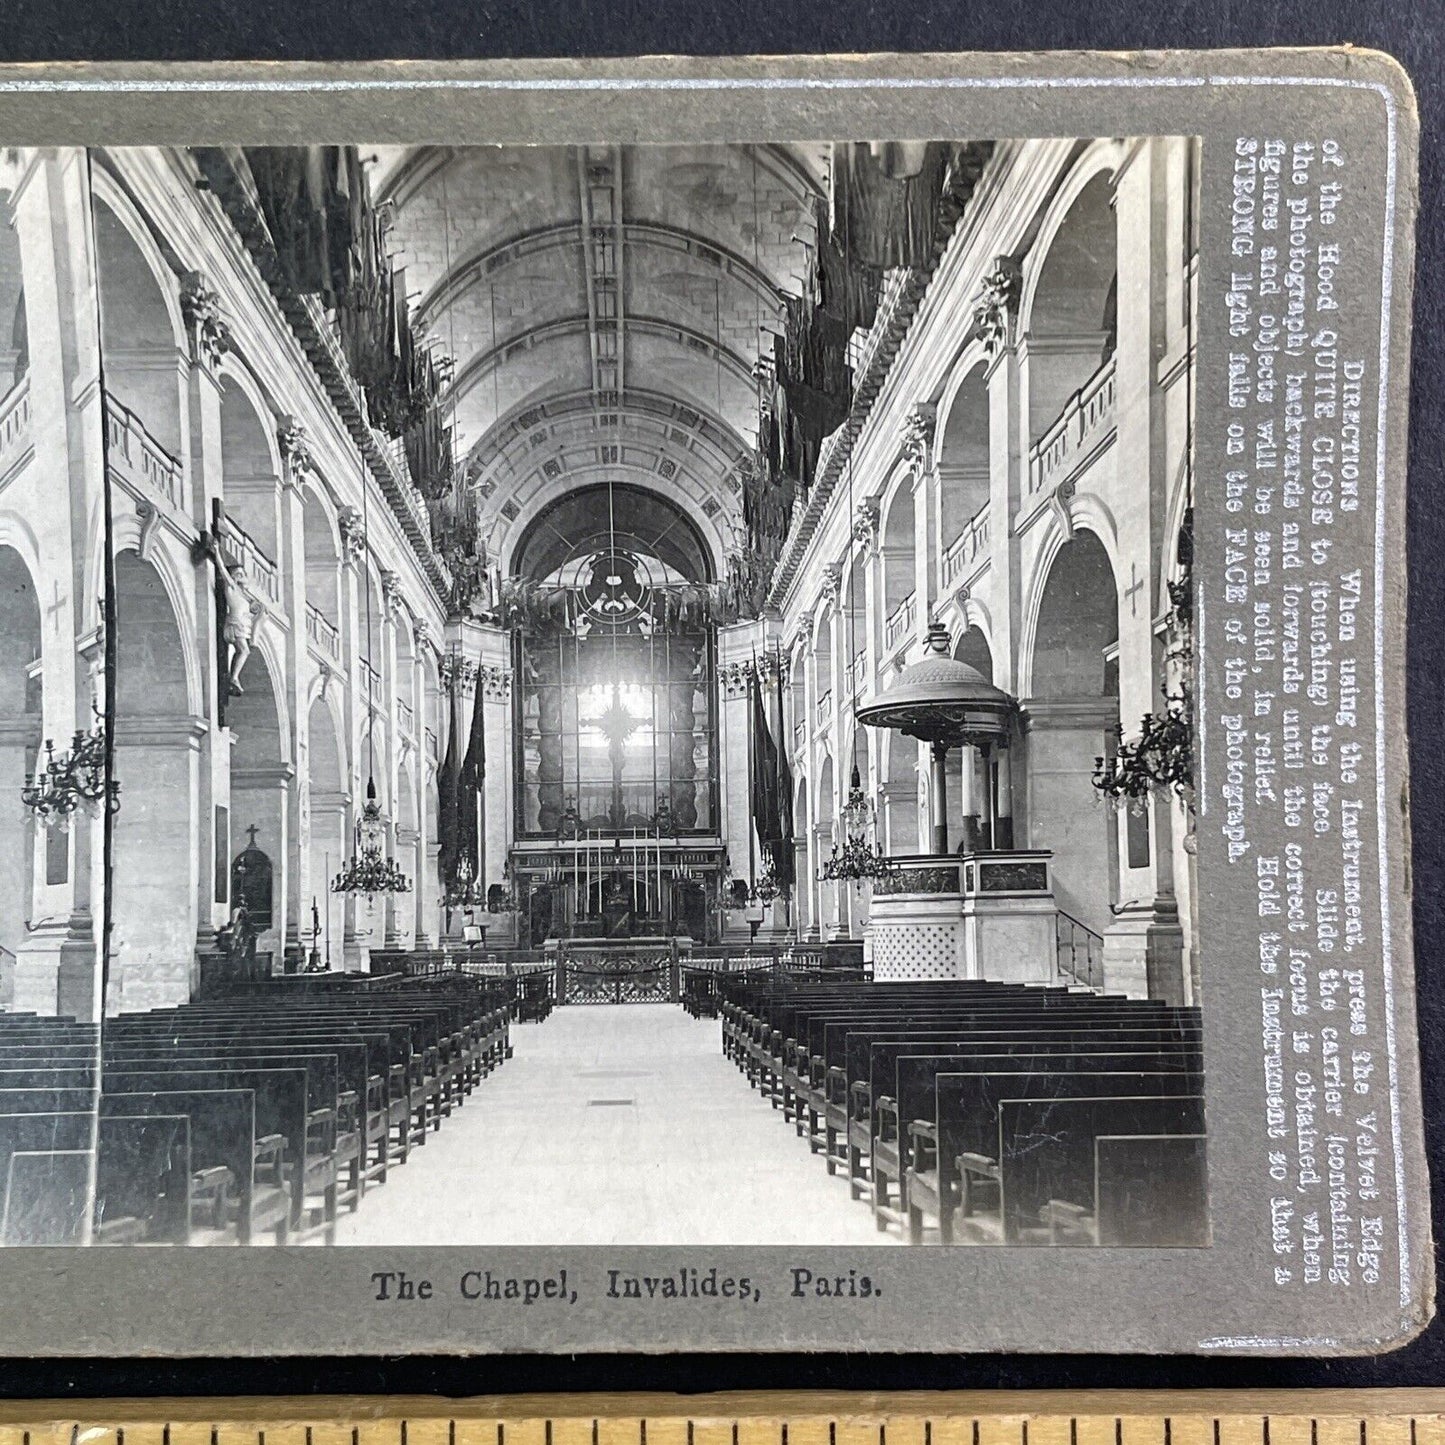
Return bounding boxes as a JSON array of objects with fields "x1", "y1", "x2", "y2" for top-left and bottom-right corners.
[
  {"x1": 1023, "y1": 529, "x2": 1119, "y2": 933},
  {"x1": 111, "y1": 548, "x2": 196, "y2": 1012}
]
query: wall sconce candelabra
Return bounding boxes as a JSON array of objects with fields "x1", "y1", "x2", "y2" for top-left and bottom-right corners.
[{"x1": 21, "y1": 714, "x2": 119, "y2": 828}]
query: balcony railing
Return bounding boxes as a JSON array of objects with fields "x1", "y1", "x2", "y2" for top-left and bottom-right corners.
[
  {"x1": 794, "y1": 717, "x2": 806, "y2": 750},
  {"x1": 942, "y1": 504, "x2": 991, "y2": 588},
  {"x1": 305, "y1": 603, "x2": 341, "y2": 662},
  {"x1": 218, "y1": 519, "x2": 280, "y2": 605},
  {"x1": 884, "y1": 593, "x2": 916, "y2": 653},
  {"x1": 360, "y1": 659, "x2": 382, "y2": 707},
  {"x1": 817, "y1": 689, "x2": 833, "y2": 725},
  {"x1": 0, "y1": 378, "x2": 31, "y2": 472},
  {"x1": 1028, "y1": 353, "x2": 1117, "y2": 498},
  {"x1": 105, "y1": 392, "x2": 183, "y2": 511},
  {"x1": 397, "y1": 696, "x2": 415, "y2": 734},
  {"x1": 846, "y1": 650, "x2": 869, "y2": 698}
]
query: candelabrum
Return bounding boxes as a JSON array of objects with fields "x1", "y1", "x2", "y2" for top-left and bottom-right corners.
[
  {"x1": 818, "y1": 764, "x2": 892, "y2": 883},
  {"x1": 332, "y1": 778, "x2": 411, "y2": 898},
  {"x1": 20, "y1": 714, "x2": 119, "y2": 828},
  {"x1": 1091, "y1": 689, "x2": 1195, "y2": 813}
]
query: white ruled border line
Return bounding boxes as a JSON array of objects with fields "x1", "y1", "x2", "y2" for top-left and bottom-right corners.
[{"x1": 0, "y1": 66, "x2": 1409, "y2": 1351}]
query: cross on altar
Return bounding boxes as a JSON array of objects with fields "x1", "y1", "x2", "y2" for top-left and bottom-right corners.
[{"x1": 1124, "y1": 562, "x2": 1146, "y2": 617}]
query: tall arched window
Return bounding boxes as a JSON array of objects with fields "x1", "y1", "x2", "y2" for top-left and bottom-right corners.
[{"x1": 512, "y1": 483, "x2": 718, "y2": 838}]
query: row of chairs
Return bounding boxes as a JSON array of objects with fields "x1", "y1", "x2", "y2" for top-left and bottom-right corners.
[{"x1": 720, "y1": 978, "x2": 1207, "y2": 1246}]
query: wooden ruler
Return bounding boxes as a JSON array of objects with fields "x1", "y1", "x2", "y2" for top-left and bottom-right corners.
[{"x1": 0, "y1": 1394, "x2": 1443, "y2": 1445}]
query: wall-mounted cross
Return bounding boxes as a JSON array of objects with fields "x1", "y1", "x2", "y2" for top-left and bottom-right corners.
[
  {"x1": 245, "y1": 823, "x2": 261, "y2": 848},
  {"x1": 1124, "y1": 562, "x2": 1146, "y2": 618}
]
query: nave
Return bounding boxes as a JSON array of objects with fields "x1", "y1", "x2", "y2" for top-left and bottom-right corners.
[{"x1": 331, "y1": 1003, "x2": 898, "y2": 1248}]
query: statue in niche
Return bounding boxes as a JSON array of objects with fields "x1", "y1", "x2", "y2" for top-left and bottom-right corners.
[{"x1": 219, "y1": 562, "x2": 260, "y2": 695}]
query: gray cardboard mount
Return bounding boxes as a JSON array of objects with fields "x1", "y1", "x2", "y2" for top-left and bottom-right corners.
[{"x1": 0, "y1": 48, "x2": 1428, "y2": 1356}]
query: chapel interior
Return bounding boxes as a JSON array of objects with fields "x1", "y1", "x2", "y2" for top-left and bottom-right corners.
[{"x1": 0, "y1": 139, "x2": 1206, "y2": 1248}]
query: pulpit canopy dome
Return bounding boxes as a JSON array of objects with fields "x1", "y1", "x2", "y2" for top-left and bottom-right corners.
[{"x1": 857, "y1": 622, "x2": 1016, "y2": 746}]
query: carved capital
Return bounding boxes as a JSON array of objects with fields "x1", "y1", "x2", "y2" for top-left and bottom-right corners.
[
  {"x1": 277, "y1": 415, "x2": 313, "y2": 479},
  {"x1": 972, "y1": 254, "x2": 1023, "y2": 357},
  {"x1": 336, "y1": 505, "x2": 365, "y2": 565},
  {"x1": 179, "y1": 271, "x2": 232, "y2": 370},
  {"x1": 852, "y1": 496, "x2": 881, "y2": 547},
  {"x1": 718, "y1": 661, "x2": 753, "y2": 699},
  {"x1": 903, "y1": 403, "x2": 937, "y2": 475},
  {"x1": 820, "y1": 562, "x2": 843, "y2": 605},
  {"x1": 439, "y1": 652, "x2": 478, "y2": 697},
  {"x1": 379, "y1": 567, "x2": 403, "y2": 618},
  {"x1": 478, "y1": 662, "x2": 513, "y2": 700}
]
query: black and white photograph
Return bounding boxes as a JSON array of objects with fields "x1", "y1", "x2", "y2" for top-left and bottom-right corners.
[{"x1": 0, "y1": 132, "x2": 1212, "y2": 1253}]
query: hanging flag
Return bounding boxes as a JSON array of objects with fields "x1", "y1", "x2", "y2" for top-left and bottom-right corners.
[
  {"x1": 457, "y1": 667, "x2": 487, "y2": 885},
  {"x1": 750, "y1": 666, "x2": 780, "y2": 872},
  {"x1": 770, "y1": 652, "x2": 796, "y2": 887},
  {"x1": 436, "y1": 688, "x2": 461, "y2": 889}
]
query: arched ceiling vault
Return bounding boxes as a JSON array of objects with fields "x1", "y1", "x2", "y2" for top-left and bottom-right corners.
[{"x1": 371, "y1": 143, "x2": 827, "y2": 569}]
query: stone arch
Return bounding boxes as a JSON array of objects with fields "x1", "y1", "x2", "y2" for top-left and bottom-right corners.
[
  {"x1": 811, "y1": 603, "x2": 834, "y2": 707},
  {"x1": 395, "y1": 613, "x2": 417, "y2": 725},
  {"x1": 1021, "y1": 528, "x2": 1120, "y2": 933},
  {"x1": 497, "y1": 473, "x2": 729, "y2": 582},
  {"x1": 92, "y1": 188, "x2": 186, "y2": 461},
  {"x1": 1021, "y1": 158, "x2": 1120, "y2": 446},
  {"x1": 953, "y1": 623, "x2": 994, "y2": 680},
  {"x1": 841, "y1": 549, "x2": 868, "y2": 695},
  {"x1": 301, "y1": 479, "x2": 342, "y2": 643},
  {"x1": 880, "y1": 466, "x2": 917, "y2": 621},
  {"x1": 306, "y1": 690, "x2": 347, "y2": 971},
  {"x1": 791, "y1": 768, "x2": 811, "y2": 936},
  {"x1": 218, "y1": 366, "x2": 281, "y2": 563},
  {"x1": 227, "y1": 634, "x2": 292, "y2": 963},
  {"x1": 934, "y1": 353, "x2": 991, "y2": 552},
  {"x1": 0, "y1": 545, "x2": 41, "y2": 995},
  {"x1": 881, "y1": 725, "x2": 920, "y2": 856},
  {"x1": 111, "y1": 548, "x2": 197, "y2": 1013}
]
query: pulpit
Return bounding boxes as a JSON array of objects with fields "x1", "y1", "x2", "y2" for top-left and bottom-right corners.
[{"x1": 868, "y1": 850, "x2": 1056, "y2": 982}]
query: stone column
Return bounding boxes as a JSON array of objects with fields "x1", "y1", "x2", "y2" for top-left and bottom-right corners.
[
  {"x1": 411, "y1": 622, "x2": 437, "y2": 946},
  {"x1": 995, "y1": 742, "x2": 1015, "y2": 849},
  {"x1": 1101, "y1": 137, "x2": 1187, "y2": 1002},
  {"x1": 904, "y1": 404, "x2": 938, "y2": 628},
  {"x1": 927, "y1": 741, "x2": 950, "y2": 855},
  {"x1": 182, "y1": 292, "x2": 231, "y2": 959},
  {"x1": 335, "y1": 507, "x2": 366, "y2": 970},
  {"x1": 8, "y1": 151, "x2": 100, "y2": 1016},
  {"x1": 958, "y1": 742, "x2": 980, "y2": 852},
  {"x1": 276, "y1": 419, "x2": 313, "y2": 968}
]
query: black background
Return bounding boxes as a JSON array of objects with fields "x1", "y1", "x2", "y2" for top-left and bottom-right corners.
[{"x1": 1, "y1": 0, "x2": 1442, "y2": 1397}]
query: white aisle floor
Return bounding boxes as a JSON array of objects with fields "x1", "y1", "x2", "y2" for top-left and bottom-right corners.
[{"x1": 333, "y1": 1002, "x2": 899, "y2": 1246}]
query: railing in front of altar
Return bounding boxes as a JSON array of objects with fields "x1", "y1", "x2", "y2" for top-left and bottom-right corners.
[
  {"x1": 679, "y1": 941, "x2": 868, "y2": 1016},
  {"x1": 558, "y1": 940, "x2": 678, "y2": 1005}
]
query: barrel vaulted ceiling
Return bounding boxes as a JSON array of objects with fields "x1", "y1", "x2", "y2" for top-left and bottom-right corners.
[{"x1": 369, "y1": 144, "x2": 830, "y2": 572}]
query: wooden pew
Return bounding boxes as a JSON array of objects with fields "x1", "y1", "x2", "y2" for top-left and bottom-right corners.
[
  {"x1": 908, "y1": 1067, "x2": 1203, "y2": 1244},
  {"x1": 0, "y1": 1112, "x2": 192, "y2": 1245},
  {"x1": 101, "y1": 1066, "x2": 329, "y2": 1240},
  {"x1": 996, "y1": 1094, "x2": 1207, "y2": 1244},
  {"x1": 100, "y1": 1089, "x2": 288, "y2": 1244}
]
